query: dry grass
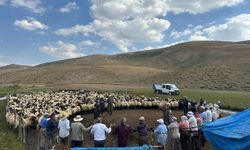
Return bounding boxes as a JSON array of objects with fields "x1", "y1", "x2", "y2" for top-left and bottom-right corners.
[{"x1": 1, "y1": 40, "x2": 250, "y2": 91}]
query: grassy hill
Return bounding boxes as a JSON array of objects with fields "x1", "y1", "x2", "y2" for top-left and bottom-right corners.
[{"x1": 0, "y1": 41, "x2": 250, "y2": 91}]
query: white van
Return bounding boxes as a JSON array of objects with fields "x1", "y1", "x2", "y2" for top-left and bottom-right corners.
[{"x1": 153, "y1": 83, "x2": 180, "y2": 95}]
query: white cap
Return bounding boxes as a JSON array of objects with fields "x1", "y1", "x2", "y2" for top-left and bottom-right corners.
[
  {"x1": 157, "y1": 119, "x2": 164, "y2": 124},
  {"x1": 187, "y1": 111, "x2": 194, "y2": 117},
  {"x1": 139, "y1": 116, "x2": 145, "y2": 121}
]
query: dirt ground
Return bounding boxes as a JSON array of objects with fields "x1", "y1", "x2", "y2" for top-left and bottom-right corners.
[{"x1": 24, "y1": 109, "x2": 214, "y2": 150}]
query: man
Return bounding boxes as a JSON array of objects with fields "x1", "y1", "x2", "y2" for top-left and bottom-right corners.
[
  {"x1": 182, "y1": 96, "x2": 189, "y2": 115},
  {"x1": 93, "y1": 104, "x2": 101, "y2": 119},
  {"x1": 154, "y1": 119, "x2": 168, "y2": 150},
  {"x1": 39, "y1": 113, "x2": 49, "y2": 150},
  {"x1": 162, "y1": 103, "x2": 171, "y2": 126},
  {"x1": 99, "y1": 96, "x2": 105, "y2": 114},
  {"x1": 206, "y1": 105, "x2": 212, "y2": 123},
  {"x1": 58, "y1": 111, "x2": 70, "y2": 146},
  {"x1": 45, "y1": 113, "x2": 58, "y2": 150},
  {"x1": 137, "y1": 116, "x2": 150, "y2": 146},
  {"x1": 187, "y1": 111, "x2": 200, "y2": 150},
  {"x1": 107, "y1": 95, "x2": 113, "y2": 115},
  {"x1": 187, "y1": 111, "x2": 198, "y2": 132},
  {"x1": 71, "y1": 115, "x2": 92, "y2": 148},
  {"x1": 200, "y1": 106, "x2": 208, "y2": 124},
  {"x1": 90, "y1": 117, "x2": 112, "y2": 147},
  {"x1": 211, "y1": 107, "x2": 218, "y2": 121},
  {"x1": 113, "y1": 117, "x2": 133, "y2": 147}
]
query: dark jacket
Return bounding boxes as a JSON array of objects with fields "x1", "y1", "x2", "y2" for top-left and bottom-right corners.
[
  {"x1": 137, "y1": 122, "x2": 149, "y2": 136},
  {"x1": 114, "y1": 124, "x2": 132, "y2": 147},
  {"x1": 46, "y1": 119, "x2": 58, "y2": 137}
]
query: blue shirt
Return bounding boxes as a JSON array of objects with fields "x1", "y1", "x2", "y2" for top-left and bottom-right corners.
[
  {"x1": 154, "y1": 123, "x2": 168, "y2": 145},
  {"x1": 40, "y1": 116, "x2": 48, "y2": 128},
  {"x1": 58, "y1": 118, "x2": 70, "y2": 138},
  {"x1": 201, "y1": 111, "x2": 208, "y2": 123}
]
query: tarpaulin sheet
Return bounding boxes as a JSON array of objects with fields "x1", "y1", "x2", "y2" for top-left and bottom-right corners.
[
  {"x1": 202, "y1": 108, "x2": 250, "y2": 150},
  {"x1": 72, "y1": 145, "x2": 152, "y2": 150}
]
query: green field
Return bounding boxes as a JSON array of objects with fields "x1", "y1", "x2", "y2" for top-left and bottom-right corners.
[
  {"x1": 0, "y1": 100, "x2": 25, "y2": 150},
  {"x1": 0, "y1": 86, "x2": 250, "y2": 149},
  {"x1": 123, "y1": 88, "x2": 250, "y2": 111}
]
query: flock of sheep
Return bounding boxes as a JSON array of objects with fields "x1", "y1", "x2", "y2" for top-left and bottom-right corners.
[{"x1": 5, "y1": 90, "x2": 180, "y2": 129}]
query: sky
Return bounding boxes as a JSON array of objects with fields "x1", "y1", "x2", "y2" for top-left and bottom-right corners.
[{"x1": 0, "y1": 0, "x2": 250, "y2": 66}]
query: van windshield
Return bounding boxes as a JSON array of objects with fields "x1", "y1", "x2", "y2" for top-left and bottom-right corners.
[{"x1": 170, "y1": 85, "x2": 177, "y2": 88}]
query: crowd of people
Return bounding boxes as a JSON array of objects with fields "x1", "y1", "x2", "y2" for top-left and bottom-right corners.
[
  {"x1": 36, "y1": 96, "x2": 221, "y2": 150},
  {"x1": 5, "y1": 90, "x2": 222, "y2": 150}
]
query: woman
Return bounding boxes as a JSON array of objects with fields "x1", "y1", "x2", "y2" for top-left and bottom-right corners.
[
  {"x1": 154, "y1": 119, "x2": 168, "y2": 150},
  {"x1": 168, "y1": 116, "x2": 181, "y2": 150},
  {"x1": 179, "y1": 115, "x2": 190, "y2": 150},
  {"x1": 58, "y1": 111, "x2": 70, "y2": 146}
]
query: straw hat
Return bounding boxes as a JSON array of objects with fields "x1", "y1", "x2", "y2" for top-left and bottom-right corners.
[
  {"x1": 74, "y1": 115, "x2": 83, "y2": 122},
  {"x1": 61, "y1": 111, "x2": 69, "y2": 119},
  {"x1": 157, "y1": 119, "x2": 164, "y2": 124}
]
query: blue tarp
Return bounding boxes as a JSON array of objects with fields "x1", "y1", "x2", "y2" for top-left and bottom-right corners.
[
  {"x1": 202, "y1": 108, "x2": 250, "y2": 150},
  {"x1": 72, "y1": 145, "x2": 152, "y2": 150}
]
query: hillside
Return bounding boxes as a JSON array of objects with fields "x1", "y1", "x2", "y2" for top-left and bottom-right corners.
[
  {"x1": 0, "y1": 41, "x2": 250, "y2": 91},
  {"x1": 0, "y1": 64, "x2": 31, "y2": 74}
]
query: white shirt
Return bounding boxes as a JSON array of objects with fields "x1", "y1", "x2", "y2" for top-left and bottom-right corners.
[
  {"x1": 58, "y1": 118, "x2": 70, "y2": 138},
  {"x1": 212, "y1": 111, "x2": 218, "y2": 121},
  {"x1": 168, "y1": 122, "x2": 180, "y2": 138},
  {"x1": 91, "y1": 123, "x2": 111, "y2": 141},
  {"x1": 188, "y1": 116, "x2": 198, "y2": 132}
]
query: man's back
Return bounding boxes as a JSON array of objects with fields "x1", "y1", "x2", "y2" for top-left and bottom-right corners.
[
  {"x1": 71, "y1": 122, "x2": 84, "y2": 141},
  {"x1": 114, "y1": 125, "x2": 132, "y2": 147},
  {"x1": 91, "y1": 123, "x2": 111, "y2": 141}
]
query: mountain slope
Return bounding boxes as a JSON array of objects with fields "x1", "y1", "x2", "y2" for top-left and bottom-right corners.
[{"x1": 0, "y1": 41, "x2": 250, "y2": 91}]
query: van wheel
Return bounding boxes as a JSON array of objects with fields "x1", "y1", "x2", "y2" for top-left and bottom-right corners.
[{"x1": 156, "y1": 90, "x2": 159, "y2": 94}]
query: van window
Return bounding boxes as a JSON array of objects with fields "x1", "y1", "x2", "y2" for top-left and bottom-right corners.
[{"x1": 171, "y1": 85, "x2": 177, "y2": 88}]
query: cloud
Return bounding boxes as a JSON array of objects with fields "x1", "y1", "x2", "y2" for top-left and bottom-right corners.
[
  {"x1": 39, "y1": 41, "x2": 84, "y2": 59},
  {"x1": 55, "y1": 0, "x2": 170, "y2": 53},
  {"x1": 0, "y1": 62, "x2": 9, "y2": 67},
  {"x1": 11, "y1": 0, "x2": 45, "y2": 13},
  {"x1": 0, "y1": 0, "x2": 6, "y2": 5},
  {"x1": 79, "y1": 40, "x2": 99, "y2": 47},
  {"x1": 54, "y1": 24, "x2": 93, "y2": 36},
  {"x1": 167, "y1": 0, "x2": 245, "y2": 14},
  {"x1": 170, "y1": 13, "x2": 250, "y2": 41},
  {"x1": 90, "y1": 0, "x2": 168, "y2": 20},
  {"x1": 59, "y1": 2, "x2": 79, "y2": 13},
  {"x1": 14, "y1": 17, "x2": 49, "y2": 31}
]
